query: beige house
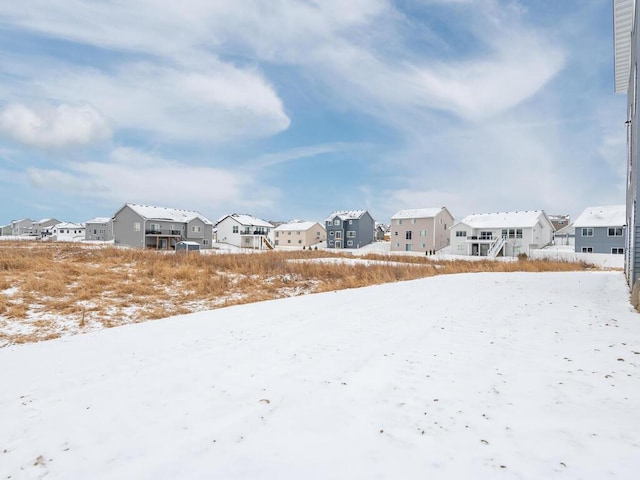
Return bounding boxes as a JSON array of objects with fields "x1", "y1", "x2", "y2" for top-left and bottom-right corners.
[
  {"x1": 390, "y1": 207, "x2": 454, "y2": 253},
  {"x1": 274, "y1": 221, "x2": 326, "y2": 248}
]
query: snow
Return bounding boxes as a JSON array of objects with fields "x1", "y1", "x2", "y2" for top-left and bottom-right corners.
[
  {"x1": 125, "y1": 203, "x2": 213, "y2": 224},
  {"x1": 325, "y1": 210, "x2": 368, "y2": 221},
  {"x1": 274, "y1": 221, "x2": 319, "y2": 231},
  {"x1": 455, "y1": 210, "x2": 548, "y2": 229},
  {"x1": 391, "y1": 207, "x2": 445, "y2": 219},
  {"x1": 1, "y1": 271, "x2": 639, "y2": 479},
  {"x1": 573, "y1": 205, "x2": 625, "y2": 227},
  {"x1": 215, "y1": 213, "x2": 273, "y2": 228},
  {"x1": 85, "y1": 217, "x2": 112, "y2": 224}
]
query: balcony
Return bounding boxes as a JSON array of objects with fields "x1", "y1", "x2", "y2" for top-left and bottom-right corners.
[
  {"x1": 466, "y1": 235, "x2": 495, "y2": 242},
  {"x1": 145, "y1": 229, "x2": 183, "y2": 236}
]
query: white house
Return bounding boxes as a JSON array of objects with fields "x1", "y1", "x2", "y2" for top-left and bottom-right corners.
[
  {"x1": 215, "y1": 214, "x2": 275, "y2": 250},
  {"x1": 52, "y1": 222, "x2": 86, "y2": 242},
  {"x1": 450, "y1": 210, "x2": 555, "y2": 257}
]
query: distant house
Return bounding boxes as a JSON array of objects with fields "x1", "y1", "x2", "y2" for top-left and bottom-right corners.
[
  {"x1": 0, "y1": 224, "x2": 11, "y2": 236},
  {"x1": 10, "y1": 218, "x2": 34, "y2": 236},
  {"x1": 553, "y1": 223, "x2": 575, "y2": 246},
  {"x1": 52, "y1": 222, "x2": 86, "y2": 242},
  {"x1": 113, "y1": 203, "x2": 213, "y2": 250},
  {"x1": 33, "y1": 218, "x2": 61, "y2": 238},
  {"x1": 325, "y1": 210, "x2": 375, "y2": 249},
  {"x1": 375, "y1": 223, "x2": 388, "y2": 241},
  {"x1": 450, "y1": 210, "x2": 554, "y2": 257},
  {"x1": 85, "y1": 217, "x2": 114, "y2": 242},
  {"x1": 573, "y1": 205, "x2": 625, "y2": 254},
  {"x1": 548, "y1": 214, "x2": 571, "y2": 232},
  {"x1": 274, "y1": 221, "x2": 326, "y2": 248},
  {"x1": 215, "y1": 213, "x2": 275, "y2": 250},
  {"x1": 390, "y1": 207, "x2": 454, "y2": 253}
]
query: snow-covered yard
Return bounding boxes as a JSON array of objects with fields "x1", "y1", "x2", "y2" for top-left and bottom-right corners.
[{"x1": 1, "y1": 271, "x2": 639, "y2": 479}]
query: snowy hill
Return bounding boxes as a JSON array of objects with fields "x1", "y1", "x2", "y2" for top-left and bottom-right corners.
[{"x1": 1, "y1": 271, "x2": 639, "y2": 479}]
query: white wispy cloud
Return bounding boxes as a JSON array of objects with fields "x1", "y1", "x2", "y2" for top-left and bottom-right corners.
[
  {"x1": 0, "y1": 103, "x2": 111, "y2": 148},
  {"x1": 25, "y1": 147, "x2": 279, "y2": 214}
]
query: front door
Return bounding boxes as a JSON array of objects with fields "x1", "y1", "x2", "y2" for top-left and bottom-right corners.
[{"x1": 335, "y1": 240, "x2": 342, "y2": 248}]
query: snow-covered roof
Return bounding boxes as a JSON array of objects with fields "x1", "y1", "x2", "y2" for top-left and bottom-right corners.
[
  {"x1": 86, "y1": 217, "x2": 112, "y2": 224},
  {"x1": 54, "y1": 222, "x2": 85, "y2": 229},
  {"x1": 456, "y1": 210, "x2": 549, "y2": 229},
  {"x1": 391, "y1": 207, "x2": 445, "y2": 220},
  {"x1": 325, "y1": 210, "x2": 368, "y2": 222},
  {"x1": 573, "y1": 205, "x2": 626, "y2": 228},
  {"x1": 177, "y1": 241, "x2": 200, "y2": 246},
  {"x1": 275, "y1": 221, "x2": 320, "y2": 232},
  {"x1": 125, "y1": 204, "x2": 212, "y2": 225},
  {"x1": 215, "y1": 213, "x2": 273, "y2": 228}
]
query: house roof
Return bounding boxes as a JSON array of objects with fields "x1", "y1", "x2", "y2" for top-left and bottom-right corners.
[
  {"x1": 215, "y1": 213, "x2": 273, "y2": 228},
  {"x1": 86, "y1": 217, "x2": 112, "y2": 224},
  {"x1": 456, "y1": 210, "x2": 549, "y2": 229},
  {"x1": 391, "y1": 207, "x2": 446, "y2": 220},
  {"x1": 125, "y1": 204, "x2": 213, "y2": 225},
  {"x1": 573, "y1": 205, "x2": 626, "y2": 228},
  {"x1": 613, "y1": 0, "x2": 634, "y2": 94},
  {"x1": 274, "y1": 221, "x2": 320, "y2": 232},
  {"x1": 325, "y1": 210, "x2": 368, "y2": 222},
  {"x1": 54, "y1": 222, "x2": 85, "y2": 229}
]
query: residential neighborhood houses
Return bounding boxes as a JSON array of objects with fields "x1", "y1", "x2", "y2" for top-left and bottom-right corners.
[{"x1": 0, "y1": 202, "x2": 629, "y2": 261}]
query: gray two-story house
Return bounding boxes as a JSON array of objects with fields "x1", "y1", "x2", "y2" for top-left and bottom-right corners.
[
  {"x1": 112, "y1": 203, "x2": 213, "y2": 250},
  {"x1": 573, "y1": 205, "x2": 626, "y2": 254},
  {"x1": 325, "y1": 210, "x2": 375, "y2": 249}
]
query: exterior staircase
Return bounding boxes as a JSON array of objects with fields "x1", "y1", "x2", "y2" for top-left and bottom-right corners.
[{"x1": 487, "y1": 236, "x2": 506, "y2": 258}]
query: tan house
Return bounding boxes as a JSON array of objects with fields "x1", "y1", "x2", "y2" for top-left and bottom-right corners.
[
  {"x1": 390, "y1": 207, "x2": 454, "y2": 253},
  {"x1": 274, "y1": 221, "x2": 326, "y2": 248}
]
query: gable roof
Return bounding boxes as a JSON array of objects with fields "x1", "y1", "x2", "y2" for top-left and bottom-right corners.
[
  {"x1": 86, "y1": 217, "x2": 112, "y2": 224},
  {"x1": 274, "y1": 221, "x2": 321, "y2": 232},
  {"x1": 325, "y1": 210, "x2": 369, "y2": 222},
  {"x1": 391, "y1": 207, "x2": 448, "y2": 220},
  {"x1": 215, "y1": 213, "x2": 273, "y2": 228},
  {"x1": 573, "y1": 205, "x2": 626, "y2": 228},
  {"x1": 456, "y1": 210, "x2": 549, "y2": 229},
  {"x1": 123, "y1": 204, "x2": 213, "y2": 225}
]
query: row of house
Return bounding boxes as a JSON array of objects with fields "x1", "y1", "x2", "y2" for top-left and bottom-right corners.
[{"x1": 2, "y1": 203, "x2": 627, "y2": 257}]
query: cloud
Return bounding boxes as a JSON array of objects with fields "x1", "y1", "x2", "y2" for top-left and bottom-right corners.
[
  {"x1": 0, "y1": 103, "x2": 111, "y2": 148},
  {"x1": 25, "y1": 147, "x2": 279, "y2": 214}
]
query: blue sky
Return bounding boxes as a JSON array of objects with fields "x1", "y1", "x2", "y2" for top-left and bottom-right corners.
[{"x1": 0, "y1": 0, "x2": 627, "y2": 225}]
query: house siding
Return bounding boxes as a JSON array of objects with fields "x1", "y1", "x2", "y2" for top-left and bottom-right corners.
[
  {"x1": 113, "y1": 206, "x2": 145, "y2": 248},
  {"x1": 326, "y1": 212, "x2": 374, "y2": 249},
  {"x1": 575, "y1": 226, "x2": 625, "y2": 254},
  {"x1": 390, "y1": 209, "x2": 454, "y2": 253},
  {"x1": 85, "y1": 221, "x2": 114, "y2": 241}
]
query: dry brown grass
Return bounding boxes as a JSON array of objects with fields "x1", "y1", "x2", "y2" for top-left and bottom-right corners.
[{"x1": 0, "y1": 241, "x2": 594, "y2": 346}]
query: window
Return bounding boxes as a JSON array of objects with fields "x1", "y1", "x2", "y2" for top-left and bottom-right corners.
[
  {"x1": 581, "y1": 247, "x2": 593, "y2": 253},
  {"x1": 480, "y1": 231, "x2": 492, "y2": 239},
  {"x1": 395, "y1": 231, "x2": 398, "y2": 236},
  {"x1": 232, "y1": 225, "x2": 239, "y2": 233},
  {"x1": 349, "y1": 220, "x2": 353, "y2": 225},
  {"x1": 411, "y1": 219, "x2": 416, "y2": 224},
  {"x1": 347, "y1": 240, "x2": 354, "y2": 246},
  {"x1": 608, "y1": 227, "x2": 623, "y2": 237},
  {"x1": 275, "y1": 240, "x2": 279, "y2": 245},
  {"x1": 275, "y1": 231, "x2": 279, "y2": 237},
  {"x1": 420, "y1": 243, "x2": 426, "y2": 248},
  {"x1": 395, "y1": 242, "x2": 400, "y2": 247},
  {"x1": 287, "y1": 240, "x2": 291, "y2": 244},
  {"x1": 203, "y1": 239, "x2": 208, "y2": 245},
  {"x1": 93, "y1": 229, "x2": 97, "y2": 234},
  {"x1": 335, "y1": 231, "x2": 342, "y2": 239},
  {"x1": 516, "y1": 229, "x2": 523, "y2": 238},
  {"x1": 398, "y1": 219, "x2": 403, "y2": 225},
  {"x1": 297, "y1": 231, "x2": 301, "y2": 235},
  {"x1": 405, "y1": 244, "x2": 412, "y2": 251},
  {"x1": 288, "y1": 231, "x2": 291, "y2": 235},
  {"x1": 612, "y1": 247, "x2": 624, "y2": 254},
  {"x1": 456, "y1": 231, "x2": 467, "y2": 237},
  {"x1": 134, "y1": 222, "x2": 140, "y2": 232},
  {"x1": 334, "y1": 219, "x2": 340, "y2": 226},
  {"x1": 191, "y1": 225, "x2": 201, "y2": 233},
  {"x1": 347, "y1": 231, "x2": 356, "y2": 238},
  {"x1": 330, "y1": 231, "x2": 334, "y2": 236},
  {"x1": 406, "y1": 231, "x2": 412, "y2": 240},
  {"x1": 582, "y1": 228, "x2": 593, "y2": 237},
  {"x1": 420, "y1": 230, "x2": 426, "y2": 236},
  {"x1": 298, "y1": 240, "x2": 302, "y2": 244},
  {"x1": 327, "y1": 221, "x2": 331, "y2": 227}
]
